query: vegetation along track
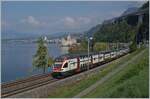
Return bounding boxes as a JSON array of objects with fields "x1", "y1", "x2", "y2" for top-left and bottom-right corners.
[{"x1": 1, "y1": 73, "x2": 58, "y2": 98}]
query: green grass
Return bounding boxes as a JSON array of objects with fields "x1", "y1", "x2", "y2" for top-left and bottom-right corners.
[
  {"x1": 48, "y1": 48, "x2": 146, "y2": 98},
  {"x1": 83, "y1": 48, "x2": 149, "y2": 98},
  {"x1": 94, "y1": 42, "x2": 108, "y2": 51}
]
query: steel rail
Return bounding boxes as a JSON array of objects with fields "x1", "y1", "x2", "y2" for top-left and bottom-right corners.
[
  {"x1": 2, "y1": 73, "x2": 51, "y2": 88},
  {"x1": 1, "y1": 78, "x2": 58, "y2": 98}
]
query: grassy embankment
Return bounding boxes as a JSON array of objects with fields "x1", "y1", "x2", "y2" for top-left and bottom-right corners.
[
  {"x1": 48, "y1": 48, "x2": 148, "y2": 98},
  {"x1": 83, "y1": 48, "x2": 149, "y2": 98}
]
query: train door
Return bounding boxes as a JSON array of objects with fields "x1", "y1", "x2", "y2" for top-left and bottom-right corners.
[
  {"x1": 99, "y1": 54, "x2": 104, "y2": 62},
  {"x1": 76, "y1": 57, "x2": 80, "y2": 72},
  {"x1": 90, "y1": 55, "x2": 93, "y2": 68},
  {"x1": 61, "y1": 61, "x2": 69, "y2": 72},
  {"x1": 69, "y1": 58, "x2": 78, "y2": 70}
]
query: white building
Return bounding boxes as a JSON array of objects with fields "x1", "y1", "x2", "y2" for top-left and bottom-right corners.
[
  {"x1": 44, "y1": 36, "x2": 47, "y2": 41},
  {"x1": 61, "y1": 34, "x2": 77, "y2": 46}
]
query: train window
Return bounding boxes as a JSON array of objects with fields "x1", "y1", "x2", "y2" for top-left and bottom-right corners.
[
  {"x1": 54, "y1": 62, "x2": 62, "y2": 67},
  {"x1": 63, "y1": 63, "x2": 68, "y2": 68}
]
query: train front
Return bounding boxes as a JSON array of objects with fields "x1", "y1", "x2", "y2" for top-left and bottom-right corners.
[{"x1": 51, "y1": 57, "x2": 63, "y2": 78}]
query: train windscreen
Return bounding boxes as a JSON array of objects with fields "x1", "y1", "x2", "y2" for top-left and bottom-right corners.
[{"x1": 54, "y1": 62, "x2": 62, "y2": 67}]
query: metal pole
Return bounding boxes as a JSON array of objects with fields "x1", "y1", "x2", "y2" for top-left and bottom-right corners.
[{"x1": 88, "y1": 38, "x2": 89, "y2": 70}]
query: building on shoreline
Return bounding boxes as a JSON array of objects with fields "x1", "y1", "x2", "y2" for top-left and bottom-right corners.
[{"x1": 61, "y1": 34, "x2": 77, "y2": 47}]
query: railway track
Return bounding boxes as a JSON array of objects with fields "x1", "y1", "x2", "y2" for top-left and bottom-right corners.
[
  {"x1": 2, "y1": 73, "x2": 51, "y2": 88},
  {"x1": 1, "y1": 73, "x2": 58, "y2": 98}
]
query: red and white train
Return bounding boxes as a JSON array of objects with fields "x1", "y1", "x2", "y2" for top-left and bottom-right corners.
[{"x1": 51, "y1": 48, "x2": 129, "y2": 77}]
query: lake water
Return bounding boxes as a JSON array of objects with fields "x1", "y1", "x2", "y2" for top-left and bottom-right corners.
[{"x1": 1, "y1": 42, "x2": 68, "y2": 83}]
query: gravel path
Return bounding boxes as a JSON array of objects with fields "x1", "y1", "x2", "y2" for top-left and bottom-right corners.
[{"x1": 73, "y1": 49, "x2": 146, "y2": 98}]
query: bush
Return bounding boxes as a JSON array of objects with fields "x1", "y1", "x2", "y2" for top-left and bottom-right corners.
[
  {"x1": 94, "y1": 42, "x2": 108, "y2": 51},
  {"x1": 129, "y1": 41, "x2": 137, "y2": 52}
]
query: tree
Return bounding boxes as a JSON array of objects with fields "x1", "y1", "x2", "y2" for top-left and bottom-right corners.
[
  {"x1": 32, "y1": 37, "x2": 48, "y2": 73},
  {"x1": 48, "y1": 56, "x2": 54, "y2": 67},
  {"x1": 94, "y1": 42, "x2": 107, "y2": 51},
  {"x1": 81, "y1": 38, "x2": 88, "y2": 49}
]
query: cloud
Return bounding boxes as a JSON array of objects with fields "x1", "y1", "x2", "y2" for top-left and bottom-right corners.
[
  {"x1": 63, "y1": 17, "x2": 76, "y2": 27},
  {"x1": 1, "y1": 20, "x2": 12, "y2": 30},
  {"x1": 20, "y1": 16, "x2": 46, "y2": 27},
  {"x1": 62, "y1": 16, "x2": 91, "y2": 28},
  {"x1": 78, "y1": 17, "x2": 91, "y2": 24}
]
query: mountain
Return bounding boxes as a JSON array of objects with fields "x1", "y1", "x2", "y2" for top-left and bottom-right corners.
[
  {"x1": 85, "y1": 7, "x2": 139, "y2": 38},
  {"x1": 121, "y1": 7, "x2": 138, "y2": 16},
  {"x1": 84, "y1": 24, "x2": 102, "y2": 37},
  {"x1": 2, "y1": 30, "x2": 84, "y2": 40},
  {"x1": 48, "y1": 32, "x2": 77, "y2": 39},
  {"x1": 1, "y1": 30, "x2": 42, "y2": 40},
  {"x1": 46, "y1": 32, "x2": 84, "y2": 40},
  {"x1": 85, "y1": 8, "x2": 138, "y2": 38},
  {"x1": 140, "y1": 1, "x2": 149, "y2": 9},
  {"x1": 92, "y1": 2, "x2": 149, "y2": 43}
]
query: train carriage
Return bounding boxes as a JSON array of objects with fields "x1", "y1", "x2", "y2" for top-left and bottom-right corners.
[
  {"x1": 92, "y1": 54, "x2": 99, "y2": 64},
  {"x1": 79, "y1": 54, "x2": 93, "y2": 71},
  {"x1": 111, "y1": 51, "x2": 116, "y2": 58},
  {"x1": 98, "y1": 53, "x2": 104, "y2": 62},
  {"x1": 104, "y1": 51, "x2": 111, "y2": 62}
]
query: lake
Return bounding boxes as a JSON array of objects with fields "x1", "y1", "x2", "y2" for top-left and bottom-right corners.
[{"x1": 1, "y1": 41, "x2": 68, "y2": 83}]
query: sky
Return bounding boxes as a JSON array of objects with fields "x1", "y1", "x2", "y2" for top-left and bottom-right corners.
[{"x1": 1, "y1": 1, "x2": 146, "y2": 38}]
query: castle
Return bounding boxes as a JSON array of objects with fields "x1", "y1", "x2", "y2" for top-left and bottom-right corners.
[{"x1": 61, "y1": 34, "x2": 77, "y2": 46}]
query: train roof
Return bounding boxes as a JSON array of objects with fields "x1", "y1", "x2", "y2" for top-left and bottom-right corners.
[
  {"x1": 55, "y1": 49, "x2": 116, "y2": 61},
  {"x1": 55, "y1": 48, "x2": 128, "y2": 61},
  {"x1": 55, "y1": 52, "x2": 91, "y2": 61}
]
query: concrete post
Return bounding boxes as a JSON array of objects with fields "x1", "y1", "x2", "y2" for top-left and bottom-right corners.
[{"x1": 88, "y1": 39, "x2": 89, "y2": 70}]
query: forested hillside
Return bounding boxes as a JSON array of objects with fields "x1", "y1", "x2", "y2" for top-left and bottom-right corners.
[
  {"x1": 94, "y1": 20, "x2": 137, "y2": 42},
  {"x1": 86, "y1": 1, "x2": 149, "y2": 43}
]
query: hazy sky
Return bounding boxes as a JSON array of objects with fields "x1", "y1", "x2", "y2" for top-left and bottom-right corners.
[{"x1": 1, "y1": 1, "x2": 146, "y2": 37}]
